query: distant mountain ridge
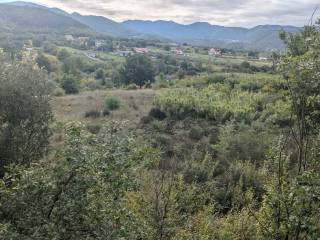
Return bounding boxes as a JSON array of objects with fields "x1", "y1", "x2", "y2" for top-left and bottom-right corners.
[
  {"x1": 2, "y1": 1, "x2": 302, "y2": 51},
  {"x1": 0, "y1": 2, "x2": 92, "y2": 34},
  {"x1": 122, "y1": 20, "x2": 301, "y2": 50},
  {"x1": 69, "y1": 12, "x2": 140, "y2": 38}
]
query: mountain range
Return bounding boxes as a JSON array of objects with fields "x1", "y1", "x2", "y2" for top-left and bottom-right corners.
[{"x1": 0, "y1": 1, "x2": 302, "y2": 51}]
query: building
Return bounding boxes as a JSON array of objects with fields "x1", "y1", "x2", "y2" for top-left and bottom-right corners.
[
  {"x1": 65, "y1": 35, "x2": 74, "y2": 42},
  {"x1": 170, "y1": 48, "x2": 184, "y2": 55},
  {"x1": 87, "y1": 52, "x2": 96, "y2": 58},
  {"x1": 259, "y1": 57, "x2": 268, "y2": 61},
  {"x1": 208, "y1": 48, "x2": 221, "y2": 56},
  {"x1": 133, "y1": 48, "x2": 149, "y2": 54},
  {"x1": 23, "y1": 40, "x2": 33, "y2": 51},
  {"x1": 95, "y1": 40, "x2": 105, "y2": 48},
  {"x1": 116, "y1": 50, "x2": 133, "y2": 57},
  {"x1": 76, "y1": 37, "x2": 90, "y2": 47}
]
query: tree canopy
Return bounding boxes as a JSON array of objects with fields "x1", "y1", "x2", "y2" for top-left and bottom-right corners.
[{"x1": 120, "y1": 55, "x2": 155, "y2": 87}]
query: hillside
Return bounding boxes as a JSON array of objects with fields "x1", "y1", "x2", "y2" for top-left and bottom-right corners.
[
  {"x1": 122, "y1": 20, "x2": 302, "y2": 51},
  {"x1": 1, "y1": 2, "x2": 302, "y2": 51},
  {"x1": 0, "y1": 4, "x2": 91, "y2": 34},
  {"x1": 69, "y1": 13, "x2": 138, "y2": 38}
]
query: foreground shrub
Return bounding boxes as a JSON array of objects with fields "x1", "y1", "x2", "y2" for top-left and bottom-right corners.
[
  {"x1": 86, "y1": 123, "x2": 102, "y2": 134},
  {"x1": 53, "y1": 87, "x2": 65, "y2": 97},
  {"x1": 149, "y1": 108, "x2": 167, "y2": 120},
  {"x1": 188, "y1": 126, "x2": 204, "y2": 141},
  {"x1": 207, "y1": 74, "x2": 226, "y2": 84},
  {"x1": 103, "y1": 109, "x2": 110, "y2": 116},
  {"x1": 0, "y1": 122, "x2": 148, "y2": 239},
  {"x1": 154, "y1": 85, "x2": 264, "y2": 123},
  {"x1": 126, "y1": 84, "x2": 138, "y2": 90},
  {"x1": 84, "y1": 110, "x2": 101, "y2": 118},
  {"x1": 0, "y1": 59, "x2": 53, "y2": 177},
  {"x1": 105, "y1": 96, "x2": 121, "y2": 111},
  {"x1": 61, "y1": 74, "x2": 80, "y2": 94}
]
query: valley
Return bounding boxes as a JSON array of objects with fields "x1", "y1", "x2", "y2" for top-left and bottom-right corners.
[{"x1": 0, "y1": 1, "x2": 319, "y2": 239}]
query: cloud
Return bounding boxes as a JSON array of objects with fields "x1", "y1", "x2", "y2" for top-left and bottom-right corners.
[{"x1": 30, "y1": 0, "x2": 320, "y2": 27}]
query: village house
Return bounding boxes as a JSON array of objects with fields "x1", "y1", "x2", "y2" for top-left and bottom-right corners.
[
  {"x1": 259, "y1": 57, "x2": 268, "y2": 61},
  {"x1": 208, "y1": 48, "x2": 221, "y2": 56},
  {"x1": 95, "y1": 40, "x2": 105, "y2": 48},
  {"x1": 23, "y1": 40, "x2": 33, "y2": 51},
  {"x1": 77, "y1": 37, "x2": 90, "y2": 47},
  {"x1": 87, "y1": 52, "x2": 96, "y2": 58},
  {"x1": 133, "y1": 48, "x2": 149, "y2": 54},
  {"x1": 170, "y1": 47, "x2": 184, "y2": 55},
  {"x1": 116, "y1": 50, "x2": 133, "y2": 57},
  {"x1": 65, "y1": 34, "x2": 74, "y2": 42}
]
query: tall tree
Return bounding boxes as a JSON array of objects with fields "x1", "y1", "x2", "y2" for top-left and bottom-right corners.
[
  {"x1": 0, "y1": 58, "x2": 53, "y2": 176},
  {"x1": 279, "y1": 23, "x2": 320, "y2": 172},
  {"x1": 120, "y1": 55, "x2": 155, "y2": 87}
]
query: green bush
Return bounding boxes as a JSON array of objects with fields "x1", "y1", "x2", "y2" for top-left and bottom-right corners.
[
  {"x1": 85, "y1": 110, "x2": 101, "y2": 118},
  {"x1": 126, "y1": 84, "x2": 138, "y2": 90},
  {"x1": 149, "y1": 108, "x2": 167, "y2": 120},
  {"x1": 61, "y1": 74, "x2": 80, "y2": 94},
  {"x1": 53, "y1": 87, "x2": 65, "y2": 97},
  {"x1": 86, "y1": 123, "x2": 102, "y2": 134},
  {"x1": 188, "y1": 126, "x2": 204, "y2": 141},
  {"x1": 207, "y1": 74, "x2": 226, "y2": 84},
  {"x1": 105, "y1": 96, "x2": 121, "y2": 111},
  {"x1": 0, "y1": 59, "x2": 53, "y2": 177},
  {"x1": 103, "y1": 109, "x2": 110, "y2": 116}
]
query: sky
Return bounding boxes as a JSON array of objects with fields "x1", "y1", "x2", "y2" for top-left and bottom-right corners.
[{"x1": 1, "y1": 0, "x2": 319, "y2": 27}]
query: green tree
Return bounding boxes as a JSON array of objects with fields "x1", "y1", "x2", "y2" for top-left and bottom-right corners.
[
  {"x1": 36, "y1": 53, "x2": 60, "y2": 73},
  {"x1": 258, "y1": 139, "x2": 320, "y2": 239},
  {"x1": 120, "y1": 55, "x2": 155, "y2": 87},
  {"x1": 255, "y1": 23, "x2": 320, "y2": 239},
  {"x1": 280, "y1": 23, "x2": 320, "y2": 172},
  {"x1": 61, "y1": 74, "x2": 80, "y2": 94},
  {"x1": 0, "y1": 122, "x2": 147, "y2": 239},
  {"x1": 57, "y1": 48, "x2": 71, "y2": 61},
  {"x1": 0, "y1": 58, "x2": 53, "y2": 177}
]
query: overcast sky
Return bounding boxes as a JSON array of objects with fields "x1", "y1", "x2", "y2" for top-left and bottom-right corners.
[{"x1": 1, "y1": 0, "x2": 320, "y2": 27}]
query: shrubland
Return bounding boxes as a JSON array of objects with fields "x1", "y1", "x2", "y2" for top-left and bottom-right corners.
[{"x1": 0, "y1": 21, "x2": 319, "y2": 240}]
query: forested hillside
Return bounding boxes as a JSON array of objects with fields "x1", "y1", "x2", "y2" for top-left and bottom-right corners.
[
  {"x1": 0, "y1": 4, "x2": 91, "y2": 34},
  {"x1": 1, "y1": 2, "x2": 302, "y2": 51}
]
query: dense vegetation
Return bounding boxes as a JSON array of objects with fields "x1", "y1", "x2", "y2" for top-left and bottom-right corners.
[{"x1": 0, "y1": 17, "x2": 319, "y2": 240}]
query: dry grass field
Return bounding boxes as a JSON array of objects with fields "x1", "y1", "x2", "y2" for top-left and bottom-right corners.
[
  {"x1": 50, "y1": 89, "x2": 155, "y2": 148},
  {"x1": 51, "y1": 89, "x2": 155, "y2": 125}
]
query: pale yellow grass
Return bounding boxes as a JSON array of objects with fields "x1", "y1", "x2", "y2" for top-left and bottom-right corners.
[{"x1": 51, "y1": 89, "x2": 155, "y2": 126}]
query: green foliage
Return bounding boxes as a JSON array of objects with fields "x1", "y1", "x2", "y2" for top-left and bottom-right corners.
[
  {"x1": 84, "y1": 109, "x2": 101, "y2": 118},
  {"x1": 120, "y1": 55, "x2": 155, "y2": 87},
  {"x1": 56, "y1": 48, "x2": 71, "y2": 61},
  {"x1": 0, "y1": 122, "x2": 147, "y2": 239},
  {"x1": 104, "y1": 96, "x2": 121, "y2": 111},
  {"x1": 53, "y1": 87, "x2": 66, "y2": 97},
  {"x1": 2, "y1": 14, "x2": 320, "y2": 240},
  {"x1": 36, "y1": 53, "x2": 60, "y2": 73},
  {"x1": 258, "y1": 140, "x2": 320, "y2": 239},
  {"x1": 207, "y1": 74, "x2": 226, "y2": 84},
  {"x1": 61, "y1": 74, "x2": 80, "y2": 94},
  {"x1": 0, "y1": 58, "x2": 53, "y2": 177},
  {"x1": 95, "y1": 68, "x2": 106, "y2": 81},
  {"x1": 188, "y1": 126, "x2": 204, "y2": 141},
  {"x1": 125, "y1": 169, "x2": 183, "y2": 239},
  {"x1": 154, "y1": 85, "x2": 264, "y2": 123},
  {"x1": 126, "y1": 83, "x2": 139, "y2": 90}
]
